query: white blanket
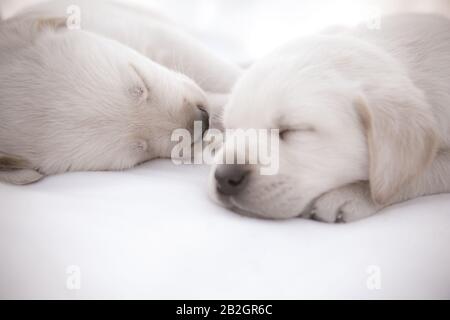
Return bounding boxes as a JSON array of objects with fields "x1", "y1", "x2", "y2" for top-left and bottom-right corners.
[
  {"x1": 1, "y1": 0, "x2": 450, "y2": 299},
  {"x1": 1, "y1": 160, "x2": 449, "y2": 299}
]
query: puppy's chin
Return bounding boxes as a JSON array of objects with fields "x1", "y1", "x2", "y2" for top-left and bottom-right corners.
[
  {"x1": 207, "y1": 167, "x2": 316, "y2": 219},
  {"x1": 209, "y1": 188, "x2": 266, "y2": 219},
  {"x1": 208, "y1": 181, "x2": 316, "y2": 220},
  {"x1": 207, "y1": 172, "x2": 254, "y2": 217},
  {"x1": 207, "y1": 182, "x2": 290, "y2": 220}
]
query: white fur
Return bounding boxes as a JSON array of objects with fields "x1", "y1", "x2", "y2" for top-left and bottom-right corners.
[
  {"x1": 0, "y1": 0, "x2": 240, "y2": 184},
  {"x1": 209, "y1": 14, "x2": 450, "y2": 222}
]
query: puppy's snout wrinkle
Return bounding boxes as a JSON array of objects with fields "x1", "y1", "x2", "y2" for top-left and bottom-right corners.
[{"x1": 215, "y1": 164, "x2": 249, "y2": 195}]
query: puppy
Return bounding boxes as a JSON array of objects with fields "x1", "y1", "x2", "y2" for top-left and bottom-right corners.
[
  {"x1": 0, "y1": 0, "x2": 240, "y2": 184},
  {"x1": 209, "y1": 14, "x2": 450, "y2": 222}
]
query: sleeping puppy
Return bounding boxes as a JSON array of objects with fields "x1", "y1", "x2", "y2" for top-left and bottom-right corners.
[
  {"x1": 0, "y1": 0, "x2": 240, "y2": 184},
  {"x1": 209, "y1": 14, "x2": 450, "y2": 222}
]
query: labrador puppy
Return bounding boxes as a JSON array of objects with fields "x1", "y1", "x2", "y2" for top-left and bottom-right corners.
[
  {"x1": 209, "y1": 14, "x2": 450, "y2": 222},
  {"x1": 0, "y1": 0, "x2": 240, "y2": 184}
]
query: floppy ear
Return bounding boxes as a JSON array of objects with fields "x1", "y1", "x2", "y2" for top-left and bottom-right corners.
[
  {"x1": 0, "y1": 154, "x2": 43, "y2": 185},
  {"x1": 356, "y1": 82, "x2": 439, "y2": 206}
]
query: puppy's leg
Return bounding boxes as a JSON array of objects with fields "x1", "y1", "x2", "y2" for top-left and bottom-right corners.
[
  {"x1": 142, "y1": 33, "x2": 241, "y2": 93},
  {"x1": 0, "y1": 155, "x2": 43, "y2": 185},
  {"x1": 393, "y1": 149, "x2": 450, "y2": 202},
  {"x1": 0, "y1": 169, "x2": 43, "y2": 185},
  {"x1": 312, "y1": 182, "x2": 379, "y2": 223},
  {"x1": 312, "y1": 150, "x2": 450, "y2": 223}
]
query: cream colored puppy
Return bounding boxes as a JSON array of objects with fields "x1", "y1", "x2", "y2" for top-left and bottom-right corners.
[
  {"x1": 209, "y1": 14, "x2": 450, "y2": 222},
  {"x1": 0, "y1": 0, "x2": 240, "y2": 184}
]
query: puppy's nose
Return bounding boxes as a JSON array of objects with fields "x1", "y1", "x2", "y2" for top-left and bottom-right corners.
[
  {"x1": 198, "y1": 105, "x2": 209, "y2": 136},
  {"x1": 215, "y1": 164, "x2": 250, "y2": 195}
]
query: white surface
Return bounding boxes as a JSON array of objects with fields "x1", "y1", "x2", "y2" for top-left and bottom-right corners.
[
  {"x1": 2, "y1": 0, "x2": 450, "y2": 62},
  {"x1": 1, "y1": 160, "x2": 450, "y2": 299},
  {"x1": 1, "y1": 0, "x2": 450, "y2": 299}
]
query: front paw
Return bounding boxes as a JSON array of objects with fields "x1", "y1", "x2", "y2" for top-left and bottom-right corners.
[{"x1": 310, "y1": 182, "x2": 380, "y2": 223}]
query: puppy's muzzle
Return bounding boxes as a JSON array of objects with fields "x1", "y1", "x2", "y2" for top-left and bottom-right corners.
[{"x1": 215, "y1": 164, "x2": 249, "y2": 195}]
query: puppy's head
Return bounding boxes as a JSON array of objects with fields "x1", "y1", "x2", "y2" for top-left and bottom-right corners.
[
  {"x1": 0, "y1": 17, "x2": 209, "y2": 183},
  {"x1": 208, "y1": 36, "x2": 438, "y2": 219}
]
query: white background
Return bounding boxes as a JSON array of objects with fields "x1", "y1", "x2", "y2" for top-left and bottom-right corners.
[
  {"x1": 2, "y1": 0, "x2": 450, "y2": 62},
  {"x1": 1, "y1": 0, "x2": 450, "y2": 299}
]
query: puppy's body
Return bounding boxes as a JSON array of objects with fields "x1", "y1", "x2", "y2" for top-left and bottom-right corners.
[
  {"x1": 210, "y1": 14, "x2": 450, "y2": 222},
  {"x1": 0, "y1": 0, "x2": 240, "y2": 184},
  {"x1": 19, "y1": 0, "x2": 241, "y2": 94},
  {"x1": 313, "y1": 15, "x2": 450, "y2": 221},
  {"x1": 346, "y1": 15, "x2": 450, "y2": 145}
]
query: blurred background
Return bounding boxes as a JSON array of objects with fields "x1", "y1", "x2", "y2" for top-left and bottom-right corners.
[{"x1": 1, "y1": 0, "x2": 450, "y2": 63}]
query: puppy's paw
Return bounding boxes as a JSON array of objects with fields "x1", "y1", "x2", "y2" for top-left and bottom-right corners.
[
  {"x1": 0, "y1": 155, "x2": 44, "y2": 185},
  {"x1": 0, "y1": 169, "x2": 44, "y2": 185},
  {"x1": 311, "y1": 182, "x2": 380, "y2": 223}
]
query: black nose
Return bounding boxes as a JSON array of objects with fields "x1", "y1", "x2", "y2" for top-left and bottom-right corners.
[
  {"x1": 198, "y1": 106, "x2": 209, "y2": 136},
  {"x1": 215, "y1": 164, "x2": 250, "y2": 195}
]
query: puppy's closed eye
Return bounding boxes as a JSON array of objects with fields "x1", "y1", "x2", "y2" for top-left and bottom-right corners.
[{"x1": 279, "y1": 125, "x2": 315, "y2": 141}]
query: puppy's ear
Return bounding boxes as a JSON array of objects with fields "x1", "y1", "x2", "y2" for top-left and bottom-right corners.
[
  {"x1": 356, "y1": 82, "x2": 439, "y2": 205},
  {"x1": 0, "y1": 154, "x2": 43, "y2": 185}
]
